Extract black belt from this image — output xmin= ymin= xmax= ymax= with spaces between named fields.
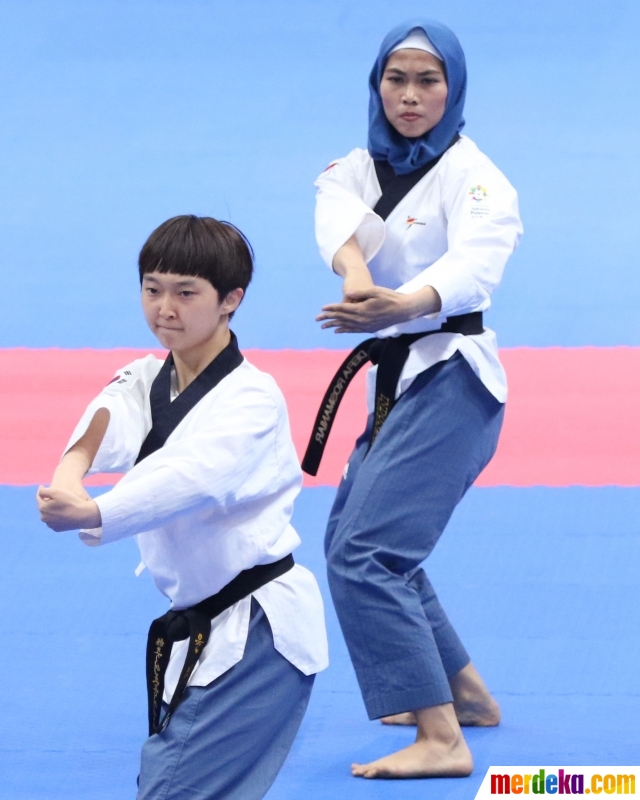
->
xmin=146 ymin=554 xmax=295 ymax=736
xmin=301 ymin=312 xmax=483 ymax=476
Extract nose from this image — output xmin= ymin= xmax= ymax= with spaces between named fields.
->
xmin=402 ymin=83 xmax=418 ymax=104
xmin=158 ymin=294 xmax=177 ymax=319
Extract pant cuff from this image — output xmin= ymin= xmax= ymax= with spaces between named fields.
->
xmin=443 ymin=650 xmax=471 ymax=679
xmin=363 ymin=680 xmax=454 ymax=720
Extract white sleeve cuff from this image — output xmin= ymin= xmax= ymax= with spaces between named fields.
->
xmin=316 ymin=190 xmax=385 ymax=268
xmin=92 ymin=488 xmax=133 ymax=545
xmin=419 ymin=262 xmax=478 ymax=318
xmin=79 ymin=527 xmax=103 ymax=547
xmin=394 ymin=255 xmax=486 ymax=319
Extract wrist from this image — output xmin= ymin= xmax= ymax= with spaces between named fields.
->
xmin=51 ymin=475 xmax=84 ymax=492
xmin=82 ymin=500 xmax=102 ymax=529
xmin=338 ymin=261 xmax=373 ymax=284
xmin=332 ymin=236 xmax=372 ymax=282
xmin=343 ymin=271 xmax=375 ymax=295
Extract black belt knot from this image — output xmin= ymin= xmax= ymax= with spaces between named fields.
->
xmin=367 ymin=338 xmax=385 ymax=365
xmin=301 ymin=312 xmax=483 ymax=476
xmin=145 ymin=554 xmax=295 ymax=736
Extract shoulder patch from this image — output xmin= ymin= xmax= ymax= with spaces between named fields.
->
xmin=468 ymin=185 xmax=491 ymax=217
xmin=106 ymin=373 xmax=129 ymax=387
xmin=469 ymin=185 xmax=488 ymax=201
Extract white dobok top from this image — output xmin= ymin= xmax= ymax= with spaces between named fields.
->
xmin=315 ymin=135 xmax=523 ymax=407
xmin=67 ymin=355 xmax=329 ymax=701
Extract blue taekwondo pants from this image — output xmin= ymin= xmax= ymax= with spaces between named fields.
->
xmin=325 ymin=353 xmax=504 ymax=720
xmin=137 ymin=599 xmax=315 ymax=800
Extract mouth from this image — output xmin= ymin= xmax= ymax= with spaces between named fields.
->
xmin=400 ymin=113 xmax=421 ymax=122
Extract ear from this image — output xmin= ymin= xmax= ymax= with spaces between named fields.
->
xmin=221 ymin=288 xmax=244 ymax=315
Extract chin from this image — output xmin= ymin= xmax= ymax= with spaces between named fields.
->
xmin=400 ymin=125 xmax=430 ymax=138
xmin=155 ymin=331 xmax=179 ymax=348
xmin=393 ymin=118 xmax=433 ymax=138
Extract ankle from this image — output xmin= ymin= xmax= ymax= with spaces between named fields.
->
xmin=449 ymin=663 xmax=490 ymax=699
xmin=413 ymin=703 xmax=464 ymax=746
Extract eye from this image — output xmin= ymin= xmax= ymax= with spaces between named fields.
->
xmin=179 ymin=290 xmax=195 ymax=297
xmin=421 ymin=73 xmax=445 ymax=85
xmin=145 ymin=287 xmax=158 ymax=295
xmin=386 ymin=75 xmax=404 ymax=84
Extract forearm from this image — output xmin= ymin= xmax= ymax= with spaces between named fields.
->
xmin=401 ymin=284 xmax=442 ymax=319
xmin=51 ymin=451 xmax=93 ymax=492
xmin=94 ymin=414 xmax=283 ymax=544
xmin=332 ymin=235 xmax=375 ymax=294
xmin=56 ymin=408 xmax=110 ymax=480
xmin=37 ymin=408 xmax=111 ymax=531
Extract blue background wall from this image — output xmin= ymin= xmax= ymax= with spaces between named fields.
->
xmin=1 ymin=0 xmax=638 ymax=350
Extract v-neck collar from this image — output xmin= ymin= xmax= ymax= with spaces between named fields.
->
xmin=135 ymin=332 xmax=244 ymax=464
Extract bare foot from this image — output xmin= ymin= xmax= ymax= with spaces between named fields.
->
xmin=354 ymin=703 xmax=473 ymax=779
xmin=449 ymin=663 xmax=501 ymax=727
xmin=380 ymin=664 xmax=500 ymax=729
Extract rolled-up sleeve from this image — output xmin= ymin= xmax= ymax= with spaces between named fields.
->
xmin=63 ymin=357 xmax=156 ymax=474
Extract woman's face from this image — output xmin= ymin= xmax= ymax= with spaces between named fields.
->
xmin=380 ymin=49 xmax=448 ymax=138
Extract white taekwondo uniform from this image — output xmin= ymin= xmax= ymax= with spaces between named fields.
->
xmin=318 ymin=135 xmax=524 ymax=721
xmin=315 ymin=135 xmax=523 ymax=408
xmin=66 ymin=355 xmax=328 ymax=701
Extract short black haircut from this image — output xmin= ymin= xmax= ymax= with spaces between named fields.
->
xmin=138 ymin=215 xmax=254 ymax=299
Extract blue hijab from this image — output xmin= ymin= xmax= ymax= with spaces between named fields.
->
xmin=368 ymin=20 xmax=467 ymax=175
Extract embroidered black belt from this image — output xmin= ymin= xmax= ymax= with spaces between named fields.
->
xmin=146 ymin=554 xmax=294 ymax=736
xmin=301 ymin=312 xmax=484 ymax=476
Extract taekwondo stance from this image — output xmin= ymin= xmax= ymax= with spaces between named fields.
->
xmin=37 ymin=215 xmax=328 ymax=800
xmin=303 ymin=20 xmax=522 ymax=779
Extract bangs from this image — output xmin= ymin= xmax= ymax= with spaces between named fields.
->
xmin=138 ymin=215 xmax=254 ymax=297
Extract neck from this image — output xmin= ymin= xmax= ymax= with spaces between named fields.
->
xmin=172 ymin=325 xmax=232 ymax=392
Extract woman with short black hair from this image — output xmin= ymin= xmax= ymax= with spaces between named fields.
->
xmin=38 ymin=215 xmax=328 ymax=800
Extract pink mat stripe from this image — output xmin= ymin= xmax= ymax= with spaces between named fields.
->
xmin=1 ymin=347 xmax=639 ymax=488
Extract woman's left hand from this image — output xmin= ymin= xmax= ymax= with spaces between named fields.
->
xmin=37 ymin=486 xmax=102 ymax=532
xmin=317 ymin=287 xmax=416 ymax=333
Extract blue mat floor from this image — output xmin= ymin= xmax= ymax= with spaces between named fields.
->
xmin=2 ymin=485 xmax=638 ymax=799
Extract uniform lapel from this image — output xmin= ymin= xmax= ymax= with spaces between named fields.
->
xmin=135 ymin=332 xmax=244 ymax=464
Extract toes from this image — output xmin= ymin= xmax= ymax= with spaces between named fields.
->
xmin=351 ymin=762 xmax=381 ymax=779
xmin=362 ymin=766 xmax=382 ymax=779
xmin=364 ymin=769 xmax=379 ymax=779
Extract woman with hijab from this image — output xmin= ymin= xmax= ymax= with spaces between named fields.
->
xmin=311 ymin=20 xmax=522 ymax=778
